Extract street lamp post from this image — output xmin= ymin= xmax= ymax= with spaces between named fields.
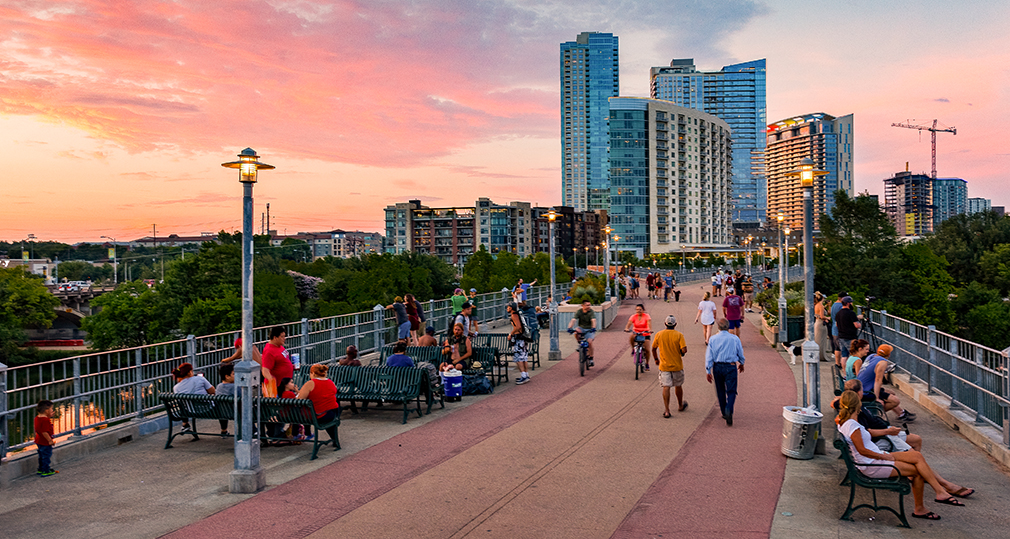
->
xmin=548 ymin=210 xmax=561 ymax=361
xmin=573 ymin=247 xmax=578 ymax=274
xmin=777 ymin=213 xmax=787 ymax=345
xmin=796 ymin=157 xmax=827 ymax=417
xmin=783 ymin=227 xmax=791 ymax=281
xmin=221 ymin=148 xmax=274 ymax=494
xmin=101 ymin=236 xmax=117 ymax=285
xmin=746 ymin=234 xmax=753 ymax=275
xmin=603 ymin=225 xmax=613 ymax=298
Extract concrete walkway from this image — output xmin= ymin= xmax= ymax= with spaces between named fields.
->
xmin=3 ymin=282 xmax=1010 ymax=539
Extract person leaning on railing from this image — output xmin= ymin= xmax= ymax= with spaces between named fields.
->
xmin=222 ymin=336 xmax=262 ymax=364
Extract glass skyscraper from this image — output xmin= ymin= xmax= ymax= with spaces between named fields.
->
xmin=932 ymin=178 xmax=967 ymax=228
xmin=561 ymin=32 xmax=619 ymax=212
xmin=651 ymin=58 xmax=767 ymax=225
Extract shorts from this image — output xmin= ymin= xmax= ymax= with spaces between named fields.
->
xmin=728 ymin=319 xmax=742 ymax=330
xmin=513 ymin=339 xmax=529 ymax=363
xmin=858 ymin=460 xmax=895 ymax=479
xmin=743 ymin=293 xmax=753 ymax=303
xmin=397 ymin=321 xmax=411 ymax=339
xmin=576 ymin=329 xmax=596 ymax=341
xmin=648 ymin=285 xmax=655 ymax=291
xmin=659 ymin=370 xmax=684 ymax=387
xmin=837 ymin=338 xmax=854 ymax=357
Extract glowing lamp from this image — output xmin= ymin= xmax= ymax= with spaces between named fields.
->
xmin=222 ymin=148 xmax=275 ymax=183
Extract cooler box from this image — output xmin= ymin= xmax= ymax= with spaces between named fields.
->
xmin=442 ymin=371 xmax=463 ymax=400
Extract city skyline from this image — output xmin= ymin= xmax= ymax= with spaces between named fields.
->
xmin=2 ymin=0 xmax=1007 ymax=242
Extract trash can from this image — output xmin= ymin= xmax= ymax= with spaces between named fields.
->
xmin=442 ymin=370 xmax=463 ymax=402
xmin=781 ymin=406 xmax=823 ymax=459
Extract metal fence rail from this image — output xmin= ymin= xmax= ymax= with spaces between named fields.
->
xmin=1 ymin=282 xmax=573 ymax=458
xmin=869 ymin=309 xmax=1010 ymax=447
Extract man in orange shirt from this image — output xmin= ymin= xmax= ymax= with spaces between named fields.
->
xmin=652 ymin=315 xmax=688 ymax=418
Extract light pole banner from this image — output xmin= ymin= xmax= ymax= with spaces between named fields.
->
xmin=22 ymin=251 xmax=29 ymax=261
xmin=108 ymin=247 xmax=116 ymax=260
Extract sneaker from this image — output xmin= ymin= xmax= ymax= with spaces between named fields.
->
xmin=180 ymin=425 xmax=193 ymax=434
xmin=897 ymin=411 xmax=917 ymax=422
xmin=588 ymin=358 xmax=595 ymax=367
xmin=40 ymin=470 xmax=59 ymax=477
xmin=516 ymin=376 xmax=530 ymax=385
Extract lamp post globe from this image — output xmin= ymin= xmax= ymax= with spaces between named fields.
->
xmin=221 ymin=148 xmax=274 ymax=494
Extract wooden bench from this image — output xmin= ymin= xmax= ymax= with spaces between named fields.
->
xmin=834 ymin=438 xmax=912 ymax=528
xmin=327 ymin=366 xmax=430 ymax=424
xmin=380 ymin=345 xmax=501 ymax=387
xmin=159 ymin=393 xmax=341 ymax=460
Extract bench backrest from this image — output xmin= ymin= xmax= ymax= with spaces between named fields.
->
xmin=259 ymin=397 xmax=319 ymax=425
xmin=327 ymin=365 xmax=424 ymax=399
xmin=159 ymin=393 xmax=236 ymax=421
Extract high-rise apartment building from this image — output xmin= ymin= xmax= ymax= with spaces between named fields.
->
xmin=384 ymin=200 xmax=476 ymax=263
xmin=651 ymin=58 xmax=767 ymax=225
xmin=968 ymin=197 xmax=992 ymax=214
xmin=932 ymin=178 xmax=967 ymax=228
xmin=765 ymin=112 xmax=854 ymax=231
xmin=609 ymin=97 xmax=733 ymax=256
xmin=884 ymin=171 xmax=933 ymax=236
xmin=561 ymin=32 xmax=619 ymax=212
xmin=476 ymin=198 xmax=533 ymax=256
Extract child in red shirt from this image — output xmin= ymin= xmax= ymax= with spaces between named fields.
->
xmin=35 ymin=400 xmax=57 ymax=476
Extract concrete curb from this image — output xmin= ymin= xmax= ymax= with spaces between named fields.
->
xmin=888 ymin=371 xmax=1010 ymax=470
xmin=0 ymin=413 xmax=168 ymax=488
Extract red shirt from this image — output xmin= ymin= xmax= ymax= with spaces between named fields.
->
xmin=723 ymin=294 xmax=744 ymax=321
xmin=262 ymin=342 xmax=294 ymax=381
xmin=307 ymin=378 xmax=339 ymax=417
xmin=34 ymin=415 xmax=54 ymax=446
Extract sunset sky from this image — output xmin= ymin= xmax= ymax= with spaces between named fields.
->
xmin=2 ymin=0 xmax=1008 ymax=243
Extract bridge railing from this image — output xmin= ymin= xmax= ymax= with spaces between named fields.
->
xmin=868 ymin=309 xmax=1010 ymax=447
xmin=0 ymin=282 xmax=572 ymax=458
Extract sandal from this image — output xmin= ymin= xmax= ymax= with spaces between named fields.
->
xmin=912 ymin=511 xmax=941 ymax=520
xmin=951 ymin=487 xmax=975 ymax=498
xmin=663 ymin=412 xmax=672 ymax=419
xmin=934 ymin=496 xmax=964 ymax=506
xmin=679 ymin=402 xmax=689 ymax=412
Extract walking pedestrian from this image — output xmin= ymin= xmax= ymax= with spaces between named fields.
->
xmin=646 ymin=273 xmax=656 ymax=300
xmin=695 ymin=292 xmax=718 ymax=344
xmin=706 ymin=319 xmax=746 ymax=426
xmin=34 ymin=400 xmax=57 ymax=476
xmin=652 ymin=315 xmax=688 ymax=418
xmin=722 ymin=288 xmax=744 ymax=336
xmin=711 ymin=272 xmax=719 ymax=298
xmin=742 ymin=274 xmax=755 ymax=312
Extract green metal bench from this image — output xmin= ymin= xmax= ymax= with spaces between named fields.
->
xmin=259 ymin=397 xmax=341 ymax=460
xmin=159 ymin=393 xmax=341 ymax=460
xmin=834 ymin=438 xmax=912 ymax=528
xmin=476 ymin=332 xmax=540 ymax=378
xmin=327 ymin=366 xmax=430 ymax=424
xmin=380 ymin=345 xmax=501 ymax=387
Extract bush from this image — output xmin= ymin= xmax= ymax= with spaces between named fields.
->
xmin=568 ymin=274 xmax=608 ymax=304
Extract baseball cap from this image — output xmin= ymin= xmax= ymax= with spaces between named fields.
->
xmin=877 ymin=344 xmax=893 ymax=357
xmin=461 ymin=301 xmax=472 ymax=309
xmin=841 ymin=296 xmax=853 ymax=305
xmin=665 ymin=315 xmax=677 ymax=327
xmin=470 ymin=288 xmax=476 ymax=292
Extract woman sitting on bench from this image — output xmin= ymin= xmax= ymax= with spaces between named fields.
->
xmin=836 ymin=390 xmax=964 ymax=521
xmin=172 ymin=362 xmax=215 ymax=433
xmin=295 ymin=364 xmax=340 ymax=444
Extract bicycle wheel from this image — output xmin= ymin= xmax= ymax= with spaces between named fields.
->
xmin=634 ymin=347 xmax=640 ymax=380
xmin=579 ymin=346 xmax=586 ymax=377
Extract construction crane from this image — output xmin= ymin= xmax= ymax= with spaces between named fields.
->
xmin=891 ymin=119 xmax=957 ymax=179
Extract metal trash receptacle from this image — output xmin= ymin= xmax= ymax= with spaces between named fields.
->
xmin=781 ymin=406 xmax=823 ymax=459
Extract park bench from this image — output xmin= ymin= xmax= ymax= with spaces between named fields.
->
xmin=476 ymin=331 xmax=540 ymax=376
xmin=327 ymin=366 xmax=431 ymax=424
xmin=832 ymin=364 xmax=846 ymax=396
xmin=159 ymin=393 xmax=341 ymax=460
xmin=834 ymin=438 xmax=912 ymax=528
xmin=380 ymin=344 xmax=501 ymax=387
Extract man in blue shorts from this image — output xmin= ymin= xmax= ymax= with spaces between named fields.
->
xmin=722 ymin=288 xmax=744 ymax=336
xmin=567 ymin=300 xmax=597 ymax=366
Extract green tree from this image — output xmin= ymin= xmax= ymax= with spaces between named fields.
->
xmin=82 ymin=282 xmax=164 ymax=349
xmin=978 ymin=244 xmax=1010 ymax=295
xmin=0 ymin=268 xmax=59 ymax=360
xmin=815 ymin=190 xmax=899 ymax=298
xmin=882 ymin=243 xmax=956 ymax=331
xmin=489 ymin=252 xmax=520 ymax=291
xmin=963 ymin=302 xmax=1010 ymax=350
xmin=461 ymin=245 xmax=494 ymax=293
xmin=928 ymin=210 xmax=1010 ymax=287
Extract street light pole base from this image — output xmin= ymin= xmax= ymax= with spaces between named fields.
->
xmin=548 ymin=351 xmax=562 ymax=361
xmin=229 ymin=467 xmax=266 ymax=494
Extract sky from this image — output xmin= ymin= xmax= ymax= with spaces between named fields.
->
xmin=2 ymin=0 xmax=1008 ymax=243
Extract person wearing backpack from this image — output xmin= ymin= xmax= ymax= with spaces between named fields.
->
xmin=507 ymin=302 xmax=532 ymax=385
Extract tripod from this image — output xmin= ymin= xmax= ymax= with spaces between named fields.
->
xmin=857 ymin=299 xmax=880 ymax=351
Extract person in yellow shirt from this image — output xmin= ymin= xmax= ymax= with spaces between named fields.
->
xmin=652 ymin=315 xmax=688 ymax=418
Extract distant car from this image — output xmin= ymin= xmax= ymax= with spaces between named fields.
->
xmin=144 ymin=279 xmax=156 ymax=288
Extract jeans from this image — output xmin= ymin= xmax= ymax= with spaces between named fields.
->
xmin=37 ymin=444 xmax=53 ymax=472
xmin=397 ymin=321 xmax=411 ymax=339
xmin=712 ymin=362 xmax=739 ymax=417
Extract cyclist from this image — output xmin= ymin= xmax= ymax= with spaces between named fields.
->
xmin=567 ymin=300 xmax=597 ymax=366
xmin=623 ymin=304 xmax=653 ymax=368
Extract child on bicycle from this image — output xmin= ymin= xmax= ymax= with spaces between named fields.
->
xmin=567 ymin=300 xmax=597 ymax=367
xmin=624 ymin=304 xmax=653 ymax=369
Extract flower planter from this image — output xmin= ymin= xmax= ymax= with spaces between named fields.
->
xmin=762 ymin=318 xmax=779 ymax=345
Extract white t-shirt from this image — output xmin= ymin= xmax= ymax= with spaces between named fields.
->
xmin=174 ymin=375 xmax=213 ymax=395
xmin=698 ymin=301 xmax=717 ymax=325
xmin=838 ymin=418 xmax=890 ymax=468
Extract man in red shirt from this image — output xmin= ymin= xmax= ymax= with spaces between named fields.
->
xmin=722 ymin=290 xmax=745 ymax=336
xmin=35 ymin=400 xmax=57 ymax=476
xmin=261 ymin=326 xmax=294 ymax=388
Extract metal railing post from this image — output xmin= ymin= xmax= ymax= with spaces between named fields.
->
xmin=73 ymin=357 xmax=83 ymax=437
xmin=187 ymin=334 xmax=196 ymax=366
xmin=373 ymin=305 xmax=384 ymax=352
xmin=135 ymin=348 xmax=145 ymax=419
xmin=0 ymin=361 xmax=8 ymax=459
xmin=301 ymin=318 xmax=309 ymax=361
xmin=330 ymin=318 xmax=337 ymax=362
xmin=353 ymin=313 xmax=360 ymax=351
xmin=974 ymin=346 xmax=985 ymax=424
xmin=927 ymin=325 xmax=936 ymax=395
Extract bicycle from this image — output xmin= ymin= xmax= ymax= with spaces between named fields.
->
xmin=567 ymin=328 xmax=592 ymax=376
xmin=627 ymin=331 xmax=650 ymax=380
